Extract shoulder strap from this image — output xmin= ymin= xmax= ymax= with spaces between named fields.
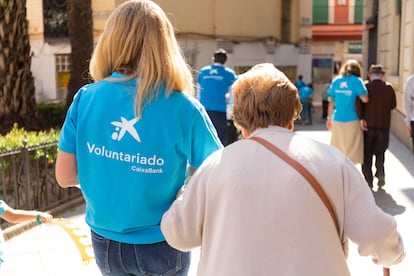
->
xmin=250 ymin=136 xmax=340 ymax=236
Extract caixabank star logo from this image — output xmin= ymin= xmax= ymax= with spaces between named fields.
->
xmin=110 ymin=117 xmax=141 ymax=142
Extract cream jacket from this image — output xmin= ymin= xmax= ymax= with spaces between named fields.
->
xmin=161 ymin=126 xmax=404 ymax=276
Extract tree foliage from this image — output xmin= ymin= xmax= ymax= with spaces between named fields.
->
xmin=0 ymin=0 xmax=38 ymax=134
xmin=65 ymin=0 xmax=94 ymax=110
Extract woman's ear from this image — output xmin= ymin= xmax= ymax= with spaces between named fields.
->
xmin=241 ymin=128 xmax=250 ymax=138
xmin=288 ymin=120 xmax=295 ymax=131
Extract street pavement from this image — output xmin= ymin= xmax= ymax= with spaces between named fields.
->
xmin=2 ymin=108 xmax=414 ymax=275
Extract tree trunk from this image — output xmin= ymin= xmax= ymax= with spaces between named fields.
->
xmin=0 ymin=0 xmax=38 ymax=134
xmin=65 ymin=0 xmax=94 ymax=110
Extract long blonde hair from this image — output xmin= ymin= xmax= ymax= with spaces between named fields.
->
xmin=89 ymin=0 xmax=194 ymax=117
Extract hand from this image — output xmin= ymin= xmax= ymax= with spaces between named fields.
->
xmin=325 ymin=118 xmax=332 ymax=129
xmin=360 ymin=119 xmax=368 ymax=131
xmin=38 ymin=212 xmax=53 ymax=224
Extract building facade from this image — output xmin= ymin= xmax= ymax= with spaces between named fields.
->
xmin=363 ymin=0 xmax=414 ymax=149
xmin=311 ymin=0 xmax=364 ymax=104
xmin=27 ymin=0 xmax=312 ymax=103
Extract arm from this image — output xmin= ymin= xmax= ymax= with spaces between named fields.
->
xmin=55 ymin=150 xmax=79 ymax=188
xmin=404 ymin=90 xmax=412 ymax=135
xmin=355 ymin=98 xmax=368 ymax=131
xmin=407 ymin=124 xmax=412 ymax=137
xmin=359 ymin=94 xmax=369 ymax=103
xmin=359 ymin=119 xmax=368 ymax=131
xmin=325 ymin=101 xmax=334 ymax=129
xmin=404 ymin=78 xmax=414 ymax=136
xmin=355 ymin=97 xmax=363 ymax=119
xmin=342 ymin=163 xmax=405 ymax=266
xmin=358 ymin=78 xmax=369 ymax=104
xmin=161 ymin=168 xmax=206 ymax=251
xmin=390 ymin=85 xmax=397 ymax=110
xmin=2 ymin=208 xmax=52 ymax=224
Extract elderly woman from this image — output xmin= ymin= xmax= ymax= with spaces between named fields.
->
xmin=161 ymin=63 xmax=404 ymax=276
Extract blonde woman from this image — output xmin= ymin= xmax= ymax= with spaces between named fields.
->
xmin=326 ymin=59 xmax=368 ymax=164
xmin=55 ymin=1 xmax=222 ymax=275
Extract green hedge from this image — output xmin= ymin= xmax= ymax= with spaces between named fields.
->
xmin=0 ymin=124 xmax=60 ymax=152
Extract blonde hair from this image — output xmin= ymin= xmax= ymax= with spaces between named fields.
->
xmin=89 ymin=0 xmax=194 ymax=117
xmin=338 ymin=59 xmax=362 ymax=78
xmin=232 ymin=63 xmax=302 ymax=133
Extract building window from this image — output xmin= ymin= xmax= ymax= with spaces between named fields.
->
xmin=354 ymin=0 xmax=363 ymax=23
xmin=281 ymin=0 xmax=292 ymax=43
xmin=397 ymin=0 xmax=402 ymax=13
xmin=338 ymin=0 xmax=346 ymax=5
xmin=313 ymin=0 xmax=329 ymax=24
xmin=56 ymin=54 xmax=71 ymax=101
xmin=43 ymin=0 xmax=68 ymax=41
xmin=348 ymin=42 xmax=362 ymax=54
xmin=56 ymin=54 xmax=71 ymax=72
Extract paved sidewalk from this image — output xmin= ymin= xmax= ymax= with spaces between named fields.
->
xmin=2 ymin=110 xmax=413 ymax=275
xmin=1 ymin=199 xmax=100 ymax=275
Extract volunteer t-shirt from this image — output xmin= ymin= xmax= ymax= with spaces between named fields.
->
xmin=59 ymin=72 xmax=222 ymax=244
xmin=197 ymin=64 xmax=237 ymax=112
xmin=328 ymin=74 xmax=368 ymax=122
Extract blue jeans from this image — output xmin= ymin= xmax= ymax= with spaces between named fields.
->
xmin=300 ymin=98 xmax=311 ymax=123
xmin=207 ymin=110 xmax=228 ymax=146
xmin=91 ymin=231 xmax=190 ymax=276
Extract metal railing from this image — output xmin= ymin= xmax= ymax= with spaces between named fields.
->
xmin=0 ymin=141 xmax=82 ymax=228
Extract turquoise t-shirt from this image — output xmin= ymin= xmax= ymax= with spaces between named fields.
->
xmin=327 ymin=75 xmax=368 ymax=122
xmin=0 ymin=200 xmax=7 ymax=263
xmin=299 ymin=85 xmax=313 ymax=101
xmin=58 ymin=72 xmax=222 ymax=244
xmin=197 ymin=64 xmax=237 ymax=112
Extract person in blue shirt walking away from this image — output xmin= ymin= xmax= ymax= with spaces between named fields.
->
xmin=55 ymin=1 xmax=222 ymax=275
xmin=197 ymin=49 xmax=237 ymax=145
xmin=326 ymin=59 xmax=368 ymax=164
xmin=294 ymin=74 xmax=306 ymax=90
xmin=298 ymin=83 xmax=313 ymax=125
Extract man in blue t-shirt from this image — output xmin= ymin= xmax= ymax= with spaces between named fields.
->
xmin=294 ymin=75 xmax=306 ymax=89
xmin=197 ymin=49 xmax=237 ymax=145
xmin=298 ymin=83 xmax=313 ymax=125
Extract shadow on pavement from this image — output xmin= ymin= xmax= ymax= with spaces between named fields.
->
xmin=372 ymin=188 xmax=406 ymax=216
xmin=387 ymin=135 xmax=414 ymax=179
xmin=401 ymin=188 xmax=414 ymax=206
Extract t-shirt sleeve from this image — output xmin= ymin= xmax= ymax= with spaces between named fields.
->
xmin=58 ymin=91 xmax=81 ymax=154
xmin=224 ymin=69 xmax=237 ymax=86
xmin=356 ymin=78 xmax=368 ymax=96
xmin=0 ymin=200 xmax=9 ymax=216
